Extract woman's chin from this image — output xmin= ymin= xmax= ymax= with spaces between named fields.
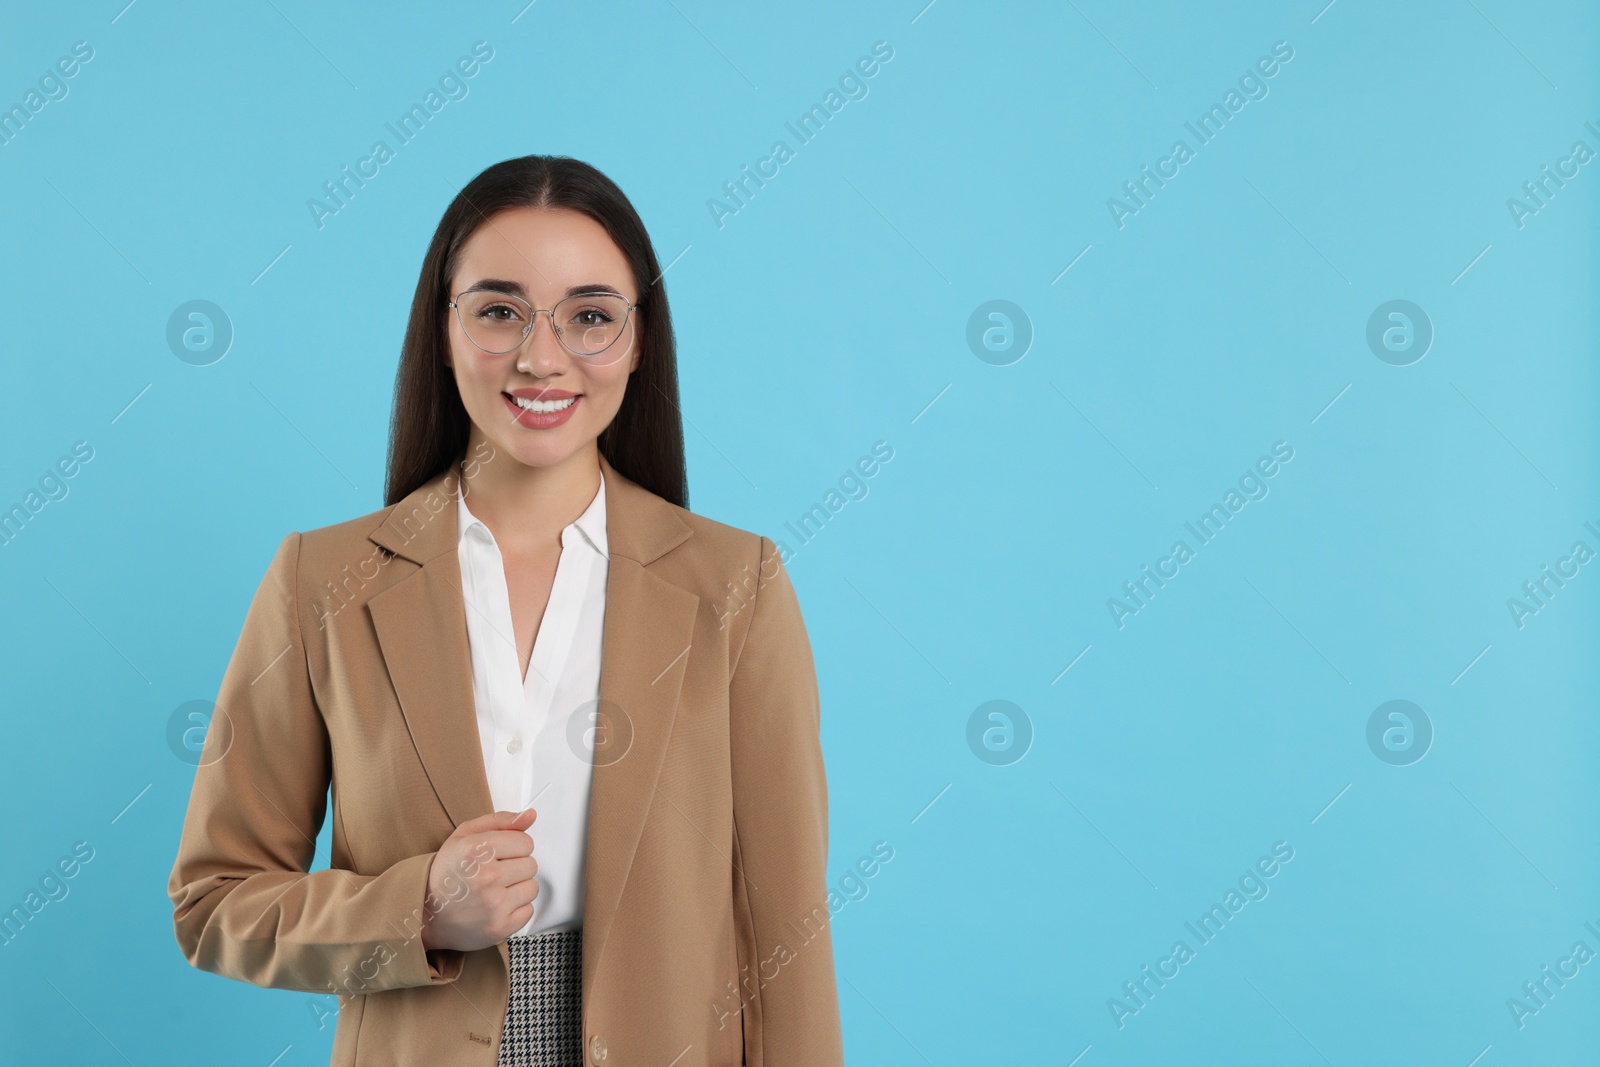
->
xmin=495 ymin=435 xmax=595 ymax=473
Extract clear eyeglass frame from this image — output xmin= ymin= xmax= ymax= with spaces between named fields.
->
xmin=447 ymin=287 xmax=639 ymax=363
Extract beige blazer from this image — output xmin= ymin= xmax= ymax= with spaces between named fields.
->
xmin=167 ymin=452 xmax=843 ymax=1067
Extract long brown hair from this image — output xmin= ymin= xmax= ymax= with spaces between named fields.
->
xmin=383 ymin=155 xmax=688 ymax=509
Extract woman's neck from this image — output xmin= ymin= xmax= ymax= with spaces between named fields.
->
xmin=460 ymin=442 xmax=601 ymax=557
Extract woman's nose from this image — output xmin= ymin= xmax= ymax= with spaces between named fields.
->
xmin=518 ymin=310 xmax=570 ymax=369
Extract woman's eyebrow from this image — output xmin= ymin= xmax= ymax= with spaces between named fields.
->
xmin=467 ymin=278 xmax=627 ymax=299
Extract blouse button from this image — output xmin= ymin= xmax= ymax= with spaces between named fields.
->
xmin=506 ymin=737 xmax=523 ymax=754
xmin=589 ymin=1034 xmax=607 ymax=1062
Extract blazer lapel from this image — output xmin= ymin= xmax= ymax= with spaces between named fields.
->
xmin=365 ymin=452 xmax=698 ymax=1004
xmin=366 ymin=464 xmax=495 ymax=829
xmin=582 ymin=453 xmax=698 ymax=1003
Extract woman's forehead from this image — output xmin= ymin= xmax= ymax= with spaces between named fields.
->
xmin=457 ymin=206 xmax=631 ymax=287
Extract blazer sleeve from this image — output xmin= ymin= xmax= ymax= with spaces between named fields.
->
xmin=166 ymin=531 xmax=467 ymax=994
xmin=727 ymin=536 xmax=845 ymax=1066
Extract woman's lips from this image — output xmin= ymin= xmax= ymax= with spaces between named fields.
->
xmin=502 ymin=391 xmax=580 ymax=429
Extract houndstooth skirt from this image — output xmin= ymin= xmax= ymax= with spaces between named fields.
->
xmin=497 ymin=927 xmax=584 ymax=1067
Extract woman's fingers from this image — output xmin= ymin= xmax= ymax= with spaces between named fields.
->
xmin=475 ymin=827 xmax=535 ymax=859
xmin=503 ymin=901 xmax=535 ymax=933
xmin=495 ymin=855 xmax=538 ymax=886
xmin=454 ymin=807 xmax=535 ymax=838
xmin=505 ymin=875 xmax=539 ymax=907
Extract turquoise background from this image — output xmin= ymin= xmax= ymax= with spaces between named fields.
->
xmin=1 ymin=0 xmax=1596 ymax=1063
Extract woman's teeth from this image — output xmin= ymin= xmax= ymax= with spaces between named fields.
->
xmin=509 ymin=394 xmax=577 ymax=413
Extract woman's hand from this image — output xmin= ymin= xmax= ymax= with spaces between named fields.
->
xmin=419 ymin=808 xmax=538 ymax=952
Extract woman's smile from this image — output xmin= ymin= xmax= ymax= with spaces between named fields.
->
xmin=502 ymin=388 xmax=581 ymax=428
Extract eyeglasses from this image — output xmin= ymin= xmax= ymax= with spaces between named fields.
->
xmin=448 ymin=288 xmax=638 ymax=364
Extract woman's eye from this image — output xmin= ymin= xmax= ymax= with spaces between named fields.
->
xmin=479 ymin=304 xmax=522 ymax=322
xmin=570 ymin=308 xmax=614 ymax=326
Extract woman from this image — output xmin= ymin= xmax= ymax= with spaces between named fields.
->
xmin=167 ymin=155 xmax=844 ymax=1067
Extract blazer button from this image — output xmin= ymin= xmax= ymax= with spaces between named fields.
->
xmin=589 ymin=1034 xmax=607 ymax=1062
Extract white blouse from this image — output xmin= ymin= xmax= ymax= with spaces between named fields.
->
xmin=455 ymin=466 xmax=607 ymax=937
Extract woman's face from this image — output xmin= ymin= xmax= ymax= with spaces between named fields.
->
xmin=445 ymin=205 xmax=642 ymax=474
